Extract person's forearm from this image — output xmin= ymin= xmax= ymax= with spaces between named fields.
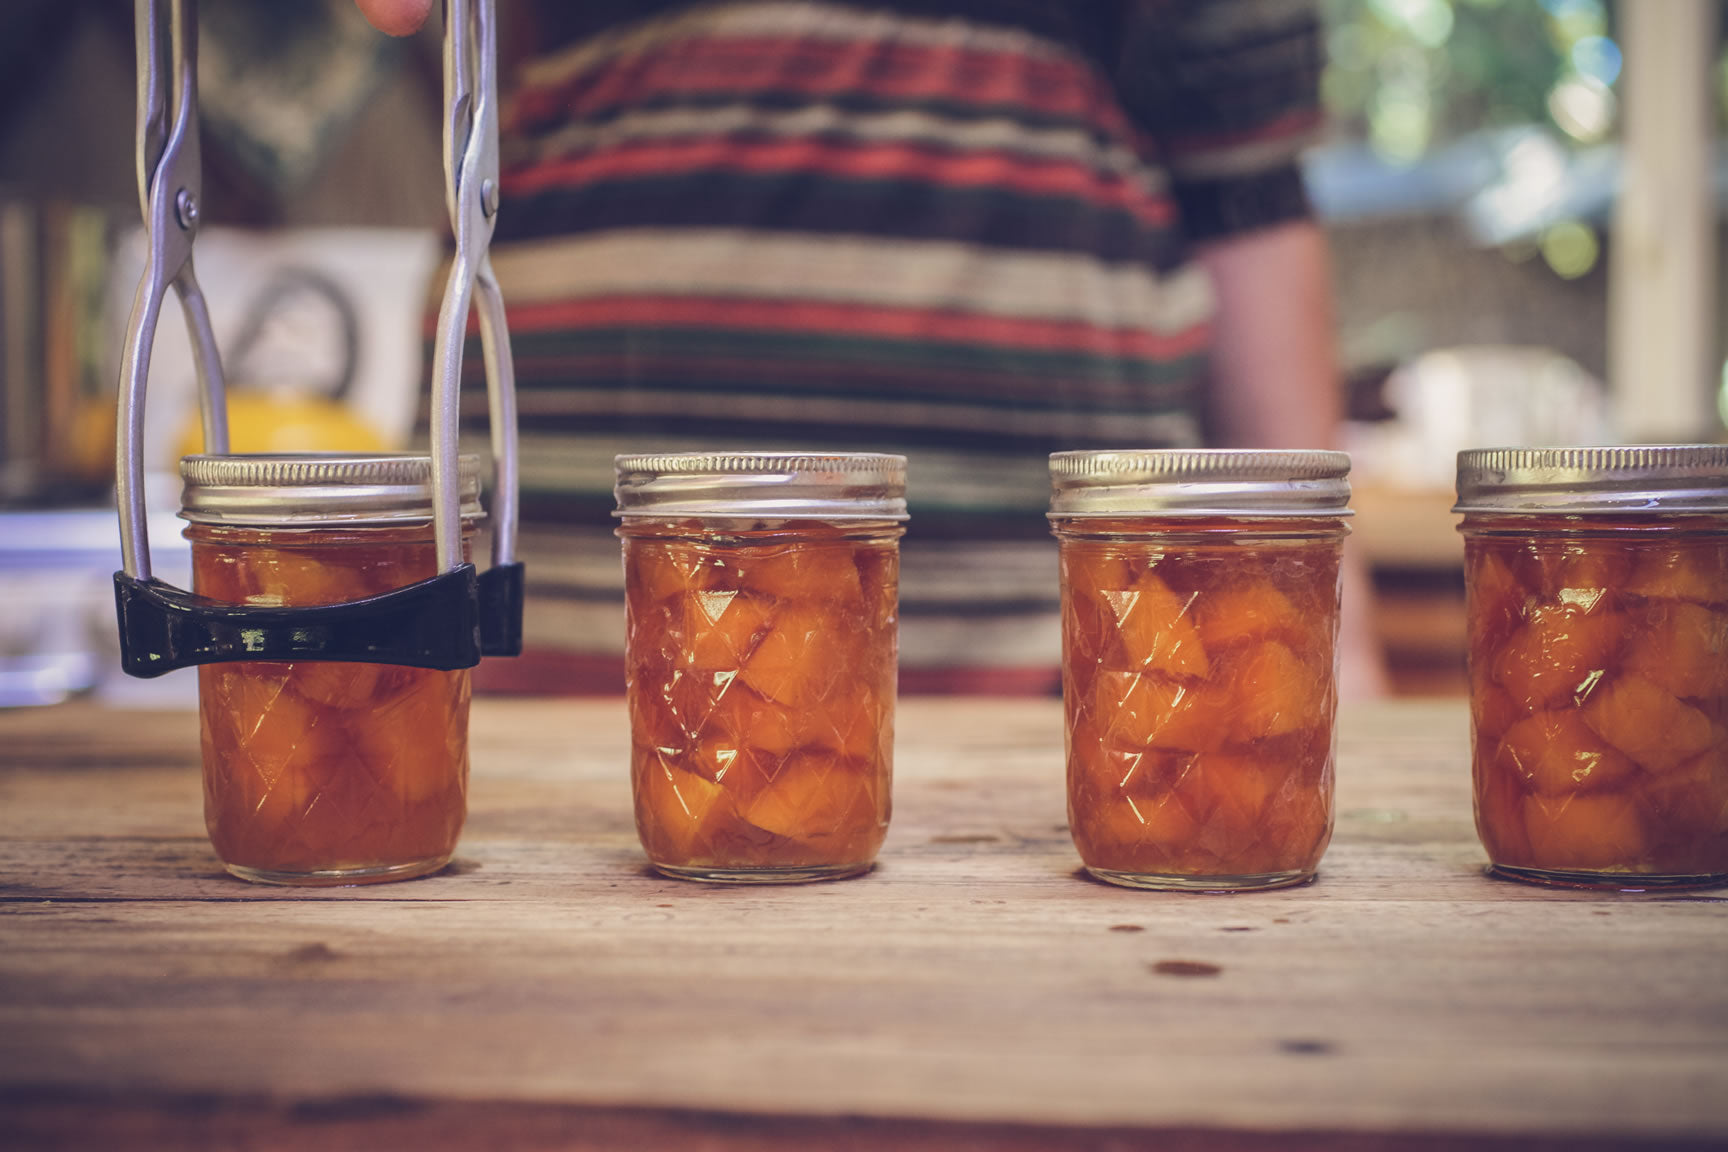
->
xmin=1195 ymin=219 xmax=1341 ymax=450
xmin=1197 ymin=219 xmax=1389 ymax=697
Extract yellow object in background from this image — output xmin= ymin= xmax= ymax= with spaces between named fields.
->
xmin=174 ymin=392 xmax=387 ymax=459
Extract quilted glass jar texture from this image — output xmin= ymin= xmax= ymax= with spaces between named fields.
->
xmin=1050 ymin=450 xmax=1351 ymax=891
xmin=615 ymin=453 xmax=906 ymax=883
xmin=1455 ymin=445 xmax=1728 ymax=890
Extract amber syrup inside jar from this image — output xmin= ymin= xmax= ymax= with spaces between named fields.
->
xmin=1456 ymin=446 xmax=1728 ymax=890
xmin=615 ymin=453 xmax=906 ymax=883
xmin=181 ymin=453 xmax=481 ymax=886
xmin=1050 ymin=450 xmax=1351 ymax=891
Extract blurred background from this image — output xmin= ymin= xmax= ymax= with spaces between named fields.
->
xmin=0 ymin=0 xmax=1724 ymax=705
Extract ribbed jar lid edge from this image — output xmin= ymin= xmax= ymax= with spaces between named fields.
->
xmin=179 ymin=452 xmax=483 ymax=525
xmin=613 ymin=451 xmax=908 ymax=520
xmin=1048 ymin=449 xmax=1352 ymax=517
xmin=615 ymin=451 xmax=906 ymax=476
xmin=1051 ymin=448 xmax=1350 ymax=481
xmin=1453 ymin=444 xmax=1728 ymax=513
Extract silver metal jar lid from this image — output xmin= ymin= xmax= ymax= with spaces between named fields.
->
xmin=1048 ymin=449 xmax=1352 ymax=517
xmin=1453 ymin=445 xmax=1728 ymax=514
xmin=179 ymin=453 xmax=484 ymax=526
xmin=613 ymin=452 xmax=908 ymax=520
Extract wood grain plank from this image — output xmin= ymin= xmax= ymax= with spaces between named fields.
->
xmin=1 ymin=699 xmax=1724 ymax=1148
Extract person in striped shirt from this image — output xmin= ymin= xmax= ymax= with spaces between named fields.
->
xmin=359 ymin=0 xmax=1384 ymax=697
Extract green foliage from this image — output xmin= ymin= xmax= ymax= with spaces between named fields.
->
xmin=1321 ymin=0 xmax=1582 ymax=159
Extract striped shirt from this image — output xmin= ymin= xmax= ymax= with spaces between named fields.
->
xmin=465 ymin=0 xmax=1324 ymax=694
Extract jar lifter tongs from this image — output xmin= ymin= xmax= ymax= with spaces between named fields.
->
xmin=112 ymin=0 xmax=523 ymax=677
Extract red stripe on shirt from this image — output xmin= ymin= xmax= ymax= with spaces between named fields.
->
xmin=503 ymin=137 xmax=1173 ymax=227
xmin=493 ymin=294 xmax=1209 ymax=362
xmin=513 ymin=37 xmax=1127 ymax=136
xmin=494 ymin=355 xmax=1204 ymax=411
xmin=1160 ymin=109 xmax=1323 ymax=162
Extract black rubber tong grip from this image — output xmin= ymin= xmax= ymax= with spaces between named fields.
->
xmin=113 ymin=562 xmax=525 ymax=677
xmin=476 ymin=561 xmax=525 ymax=658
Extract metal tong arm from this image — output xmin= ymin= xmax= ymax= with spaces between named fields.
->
xmin=117 ymin=0 xmax=228 ymax=581
xmin=430 ymin=0 xmax=519 ymax=577
xmin=111 ymin=0 xmax=523 ymax=673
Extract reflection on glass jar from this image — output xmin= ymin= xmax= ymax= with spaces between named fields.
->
xmin=181 ymin=453 xmax=480 ymax=885
xmin=1456 ymin=445 xmax=1728 ymax=891
xmin=1050 ymin=450 xmax=1351 ymax=892
xmin=614 ymin=453 xmax=906 ymax=883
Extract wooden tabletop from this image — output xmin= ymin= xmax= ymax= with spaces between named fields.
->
xmin=1 ymin=697 xmax=1724 ymax=1151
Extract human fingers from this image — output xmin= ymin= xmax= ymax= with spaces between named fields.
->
xmin=354 ymin=0 xmax=433 ymax=36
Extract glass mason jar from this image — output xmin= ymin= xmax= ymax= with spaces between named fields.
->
xmin=180 ymin=453 xmax=480 ymax=885
xmin=1050 ymin=450 xmax=1352 ymax=891
xmin=1454 ymin=445 xmax=1728 ymax=890
xmin=614 ymin=452 xmax=906 ymax=883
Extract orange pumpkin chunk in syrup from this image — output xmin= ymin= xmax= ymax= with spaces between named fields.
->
xmin=1466 ymin=531 xmax=1728 ymax=881
xmin=625 ymin=524 xmax=895 ymax=876
xmin=191 ymin=527 xmax=469 ymax=881
xmin=1062 ymin=523 xmax=1338 ymax=883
